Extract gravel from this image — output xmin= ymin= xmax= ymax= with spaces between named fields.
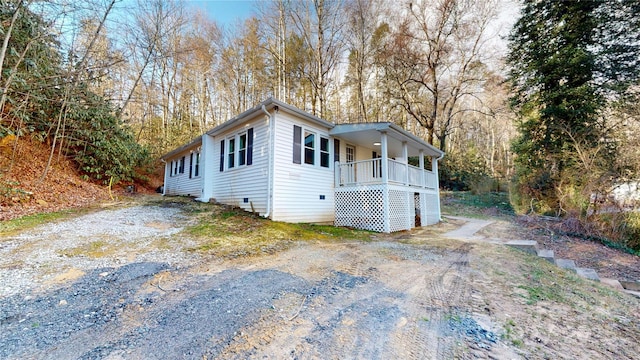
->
xmin=0 ymin=205 xmax=192 ymax=298
xmin=0 ymin=203 xmax=516 ymax=359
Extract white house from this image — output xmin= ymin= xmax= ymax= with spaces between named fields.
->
xmin=161 ymin=98 xmax=444 ymax=233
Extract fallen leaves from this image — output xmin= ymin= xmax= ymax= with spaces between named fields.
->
xmin=0 ymin=137 xmax=109 ymax=221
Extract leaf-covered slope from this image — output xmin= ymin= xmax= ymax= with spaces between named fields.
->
xmin=0 ymin=136 xmax=108 ymax=221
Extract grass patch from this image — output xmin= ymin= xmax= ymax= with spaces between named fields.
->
xmin=441 ymin=191 xmax=514 ymax=218
xmin=516 ymin=264 xmax=568 ymax=305
xmin=501 ymin=319 xmax=523 ymax=347
xmin=0 ymin=210 xmax=85 ymax=237
xmin=183 ymin=202 xmax=373 ymax=258
xmin=59 ymin=240 xmax=117 ymax=258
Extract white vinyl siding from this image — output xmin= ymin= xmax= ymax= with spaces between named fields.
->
xmin=212 ymin=117 xmax=268 ymax=215
xmin=272 ymin=113 xmax=335 ymax=223
xmin=164 ymin=149 xmax=202 ymax=198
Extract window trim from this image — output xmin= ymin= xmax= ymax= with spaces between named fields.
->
xmin=293 ymin=125 xmax=332 ymax=169
xmin=238 ymin=132 xmax=247 ymax=166
xmin=346 ymin=145 xmax=355 ymax=163
xmin=227 ymin=136 xmax=236 ymax=169
xmin=304 ymin=130 xmax=315 ymax=165
xmin=194 ymin=152 xmax=200 ymax=177
xmin=320 ymin=136 xmax=330 ymax=168
xmin=220 ymin=128 xmax=254 ymax=172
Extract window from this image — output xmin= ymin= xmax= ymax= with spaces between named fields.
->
xmin=346 ymin=145 xmax=355 ymax=163
xmin=220 ymin=128 xmax=254 ymax=172
xmin=320 ymin=137 xmax=329 ymax=168
xmin=293 ymin=125 xmax=331 ymax=168
xmin=189 ymin=152 xmax=200 ymax=178
xmin=178 ymin=156 xmax=185 ymax=174
xmin=304 ymin=131 xmax=315 ymax=165
xmin=194 ymin=152 xmax=200 ymax=177
xmin=239 ymin=133 xmax=247 ymax=166
xmin=228 ymin=138 xmax=235 ymax=168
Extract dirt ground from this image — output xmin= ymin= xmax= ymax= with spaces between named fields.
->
xmin=1 ymin=203 xmax=639 ymax=359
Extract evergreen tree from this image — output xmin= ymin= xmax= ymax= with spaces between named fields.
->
xmin=507 ymin=0 xmax=639 ymax=214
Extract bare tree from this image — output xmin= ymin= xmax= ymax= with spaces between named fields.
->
xmin=287 ymin=0 xmax=346 ymax=118
xmin=343 ymin=0 xmax=385 ymax=123
xmin=378 ymin=0 xmax=498 ymax=149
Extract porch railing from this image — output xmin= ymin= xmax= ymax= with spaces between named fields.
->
xmin=336 ymin=158 xmax=437 ymax=189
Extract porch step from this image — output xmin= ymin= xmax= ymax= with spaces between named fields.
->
xmin=536 ymin=249 xmax=555 ymax=263
xmin=619 ymin=280 xmax=640 ymax=292
xmin=576 ymin=268 xmax=600 ymax=282
xmin=554 ymin=258 xmax=577 ymax=272
xmin=505 ymin=240 xmax=539 ymax=256
xmin=600 ymin=278 xmax=625 ymax=290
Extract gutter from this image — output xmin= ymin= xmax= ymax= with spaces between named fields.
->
xmin=261 ymin=105 xmax=273 ymax=218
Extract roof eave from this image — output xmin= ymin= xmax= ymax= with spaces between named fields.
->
xmin=330 ymin=122 xmax=444 ymax=158
xmin=206 ymin=98 xmax=334 ymax=137
xmin=160 ymin=136 xmax=202 ymax=160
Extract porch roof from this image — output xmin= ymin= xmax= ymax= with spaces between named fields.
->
xmin=330 ymin=123 xmax=444 ymax=158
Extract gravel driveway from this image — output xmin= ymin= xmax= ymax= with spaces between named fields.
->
xmin=1 ymin=204 xmax=638 ymax=359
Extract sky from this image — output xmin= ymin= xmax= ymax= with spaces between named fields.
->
xmin=185 ymin=0 xmax=259 ymax=28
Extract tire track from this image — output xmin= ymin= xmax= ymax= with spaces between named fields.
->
xmin=427 ymin=243 xmax=474 ymax=359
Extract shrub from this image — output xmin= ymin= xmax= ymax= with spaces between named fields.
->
xmin=439 ymin=148 xmax=497 ymax=193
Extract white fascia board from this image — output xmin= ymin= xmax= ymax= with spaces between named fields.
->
xmin=206 ymin=97 xmax=334 ymax=137
xmin=160 ymin=136 xmax=203 ymax=160
xmin=330 ymin=122 xmax=444 ymax=158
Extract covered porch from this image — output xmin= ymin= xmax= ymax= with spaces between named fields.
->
xmin=330 ymin=123 xmax=444 ymax=233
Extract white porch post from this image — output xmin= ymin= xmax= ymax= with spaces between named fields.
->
xmin=200 ymin=134 xmax=215 ymax=202
xmin=381 ymin=131 xmax=390 ymax=232
xmin=418 ymin=150 xmax=426 ymax=227
xmin=419 ymin=149 xmax=425 ymax=188
xmin=381 ymin=132 xmax=389 ymax=184
xmin=432 ymin=156 xmax=442 ymax=221
xmin=402 ymin=141 xmax=412 ymax=229
xmin=402 ymin=141 xmax=409 ymax=185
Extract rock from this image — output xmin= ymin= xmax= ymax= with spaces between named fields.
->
xmin=36 ymin=199 xmax=48 ymax=206
xmin=99 ymin=272 xmax=110 ymax=277
xmin=59 ymin=299 xmax=68 ymax=306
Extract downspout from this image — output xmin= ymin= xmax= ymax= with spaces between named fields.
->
xmin=261 ymin=105 xmax=273 ymax=218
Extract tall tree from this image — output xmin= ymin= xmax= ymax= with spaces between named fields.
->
xmin=378 ymin=0 xmax=497 ymax=149
xmin=507 ymin=0 xmax=640 ymax=214
xmin=343 ymin=0 xmax=385 ymax=123
xmin=287 ymin=0 xmax=345 ymax=118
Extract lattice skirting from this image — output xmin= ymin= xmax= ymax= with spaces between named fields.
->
xmin=421 ymin=192 xmax=440 ymax=225
xmin=335 ymin=185 xmax=386 ymax=232
xmin=335 ymin=185 xmax=441 ymax=233
xmin=388 ymin=189 xmax=413 ymax=232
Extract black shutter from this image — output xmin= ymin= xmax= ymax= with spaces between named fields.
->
xmin=293 ymin=125 xmax=302 ymax=164
xmin=247 ymin=128 xmax=254 ymax=166
xmin=334 ymin=139 xmax=340 ymax=163
xmin=219 ymin=140 xmax=225 ymax=172
xmin=189 ymin=153 xmax=193 ymax=178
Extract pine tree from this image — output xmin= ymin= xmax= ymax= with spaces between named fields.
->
xmin=507 ymin=0 xmax=639 ymax=214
